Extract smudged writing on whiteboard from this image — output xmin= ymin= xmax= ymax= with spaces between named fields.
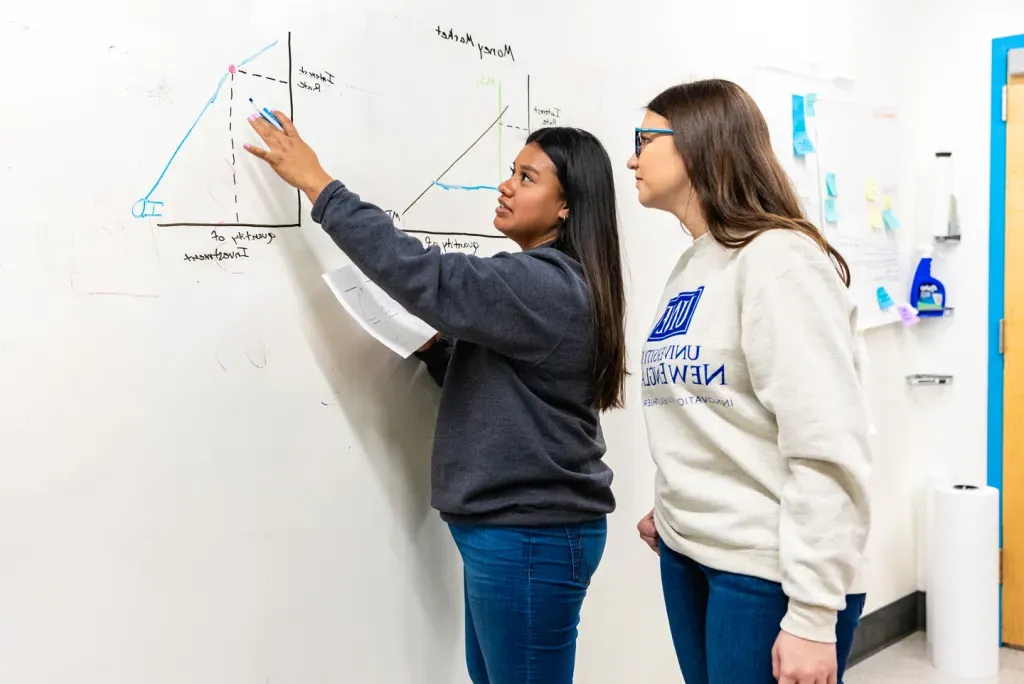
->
xmin=184 ymin=246 xmax=250 ymax=262
xmin=533 ymin=105 xmax=561 ymax=127
xmin=297 ymin=65 xmax=334 ymax=94
xmin=435 ymin=26 xmax=515 ymax=62
xmin=209 ymin=228 xmax=276 ymax=245
xmin=183 ymin=229 xmax=278 ymax=262
xmin=229 ymin=230 xmax=277 ymax=245
xmin=423 ymin=236 xmax=480 ymax=255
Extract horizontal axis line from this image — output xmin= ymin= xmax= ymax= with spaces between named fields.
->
xmin=156 ymin=222 xmax=301 ymax=228
xmin=405 ymin=230 xmax=509 ymax=239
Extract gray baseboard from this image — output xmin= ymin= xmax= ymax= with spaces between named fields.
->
xmin=849 ymin=591 xmax=925 ymax=667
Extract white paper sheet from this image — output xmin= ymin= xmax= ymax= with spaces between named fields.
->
xmin=322 ymin=264 xmax=436 ymax=358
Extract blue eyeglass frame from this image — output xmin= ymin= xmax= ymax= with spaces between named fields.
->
xmin=635 ymin=127 xmax=674 ymax=156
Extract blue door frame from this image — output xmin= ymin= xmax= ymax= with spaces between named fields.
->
xmin=988 ymin=35 xmax=1024 ymax=498
xmin=989 ymin=36 xmax=1024 ymax=640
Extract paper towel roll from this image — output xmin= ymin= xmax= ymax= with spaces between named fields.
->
xmin=927 ymin=483 xmax=999 ymax=678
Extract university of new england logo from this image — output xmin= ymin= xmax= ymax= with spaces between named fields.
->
xmin=648 ymin=287 xmax=704 ymax=342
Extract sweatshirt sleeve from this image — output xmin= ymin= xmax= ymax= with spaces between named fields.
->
xmin=414 ymin=334 xmax=454 ymax=387
xmin=311 ymin=180 xmax=574 ymax=363
xmin=740 ymin=257 xmax=872 ymax=644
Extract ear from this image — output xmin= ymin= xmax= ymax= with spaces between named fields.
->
xmin=558 ymin=204 xmax=569 ymax=221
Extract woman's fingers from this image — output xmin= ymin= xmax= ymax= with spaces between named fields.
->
xmin=245 ymin=114 xmax=284 ymax=165
xmin=640 ymin=534 xmax=659 ymax=554
xmin=272 ymin=110 xmax=298 ymax=137
xmin=637 ymin=510 xmax=660 ymax=554
xmin=248 ymin=113 xmax=279 ymax=144
xmin=243 ymin=143 xmax=269 ymax=161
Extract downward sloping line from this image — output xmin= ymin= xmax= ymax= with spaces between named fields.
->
xmin=402 ymin=106 xmax=509 ymax=216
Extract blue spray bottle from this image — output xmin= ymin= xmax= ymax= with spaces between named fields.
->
xmin=910 ymin=257 xmax=946 ymax=316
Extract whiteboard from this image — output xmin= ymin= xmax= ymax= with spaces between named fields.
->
xmin=740 ymin=68 xmax=909 ymax=330
xmin=0 ymin=3 xmax=905 ymax=682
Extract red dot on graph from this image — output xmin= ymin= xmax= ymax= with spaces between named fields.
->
xmin=228 ymin=65 xmax=237 ymax=74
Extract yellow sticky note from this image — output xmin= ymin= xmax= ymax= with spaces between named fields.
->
xmin=882 ymin=195 xmax=892 ymax=211
xmin=865 ymin=178 xmax=878 ymax=201
xmin=869 ymin=206 xmax=883 ymax=229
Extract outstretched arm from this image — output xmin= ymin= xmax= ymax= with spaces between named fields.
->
xmin=244 ymin=111 xmax=576 ymax=364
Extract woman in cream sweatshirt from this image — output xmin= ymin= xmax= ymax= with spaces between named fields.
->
xmin=629 ymin=80 xmax=872 ymax=684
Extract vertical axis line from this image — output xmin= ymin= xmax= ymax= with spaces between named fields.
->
xmin=230 ymin=72 xmax=239 ymax=223
xmin=288 ymin=31 xmax=300 ymax=227
xmin=527 ymin=74 xmax=531 ymax=135
xmin=498 ymin=80 xmax=503 ymax=185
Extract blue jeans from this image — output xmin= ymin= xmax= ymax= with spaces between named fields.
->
xmin=448 ymin=518 xmax=607 ymax=684
xmin=659 ymin=539 xmax=865 ymax=684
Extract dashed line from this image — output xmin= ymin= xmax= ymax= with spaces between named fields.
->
xmin=504 ymin=124 xmax=528 ymax=132
xmin=236 ymin=69 xmax=288 ymax=84
xmin=230 ymin=73 xmax=239 ymax=223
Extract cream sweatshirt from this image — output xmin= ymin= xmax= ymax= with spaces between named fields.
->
xmin=642 ymin=229 xmax=872 ymax=643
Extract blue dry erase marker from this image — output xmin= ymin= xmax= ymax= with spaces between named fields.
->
xmin=249 ymin=98 xmax=283 ymax=130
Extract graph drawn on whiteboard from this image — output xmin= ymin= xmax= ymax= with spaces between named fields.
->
xmin=131 ymin=33 xmax=301 ymax=229
xmin=397 ymin=74 xmax=542 ymax=248
xmin=322 ymin=263 xmax=436 ymax=358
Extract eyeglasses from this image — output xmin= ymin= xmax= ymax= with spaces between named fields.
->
xmin=635 ymin=127 xmax=674 ymax=156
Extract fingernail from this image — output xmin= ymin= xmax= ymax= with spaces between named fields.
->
xmin=248 ymin=113 xmax=258 ymax=122
xmin=243 ymin=143 xmax=251 ymax=150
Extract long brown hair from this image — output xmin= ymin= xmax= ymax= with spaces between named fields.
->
xmin=648 ymin=80 xmax=851 ymax=286
xmin=529 ymin=127 xmax=627 ymax=410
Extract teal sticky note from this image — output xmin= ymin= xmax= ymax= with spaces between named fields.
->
xmin=876 ymin=286 xmax=895 ymax=310
xmin=794 ymin=134 xmax=815 ymax=156
xmin=792 ymin=95 xmax=815 ymax=157
xmin=825 ymin=198 xmax=839 ymax=223
xmin=882 ymin=208 xmax=901 ymax=230
xmin=806 ymin=93 xmax=818 ymax=116
xmin=825 ymin=173 xmax=837 ymax=197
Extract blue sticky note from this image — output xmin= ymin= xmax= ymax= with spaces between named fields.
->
xmin=792 ymin=95 xmax=815 ymax=157
xmin=825 ymin=198 xmax=839 ymax=223
xmin=882 ymin=208 xmax=901 ymax=230
xmin=794 ymin=134 xmax=815 ymax=156
xmin=825 ymin=173 xmax=838 ymax=197
xmin=806 ymin=93 xmax=818 ymax=116
xmin=876 ymin=287 xmax=895 ymax=310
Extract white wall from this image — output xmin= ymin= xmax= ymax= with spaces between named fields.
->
xmin=896 ymin=2 xmax=1024 ymax=592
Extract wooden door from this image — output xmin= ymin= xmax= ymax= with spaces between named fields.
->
xmin=1003 ymin=48 xmax=1024 ymax=646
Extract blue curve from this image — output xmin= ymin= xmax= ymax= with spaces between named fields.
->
xmin=133 ymin=40 xmax=279 ymax=218
xmin=141 ymin=72 xmax=229 ymax=201
xmin=238 ymin=40 xmax=278 ymax=67
xmin=432 ymin=181 xmax=499 ymax=192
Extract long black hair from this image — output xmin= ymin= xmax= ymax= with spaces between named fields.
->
xmin=527 ymin=127 xmax=628 ymax=411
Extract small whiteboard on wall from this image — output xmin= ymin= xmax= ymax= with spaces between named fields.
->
xmin=801 ymin=98 xmax=906 ymax=331
xmin=737 ymin=66 xmax=908 ymax=331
